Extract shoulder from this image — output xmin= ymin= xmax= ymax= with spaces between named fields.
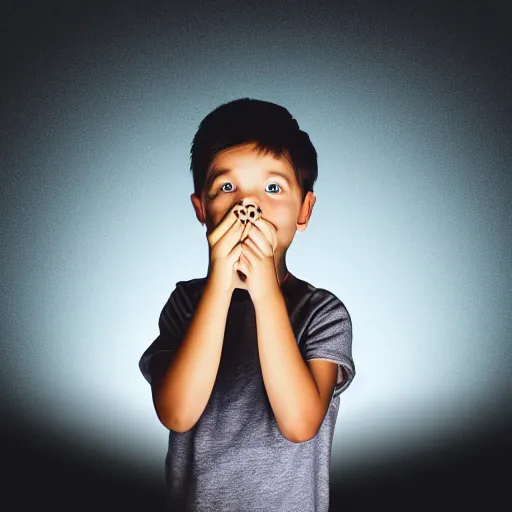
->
xmin=174 ymin=276 xmax=208 ymax=293
xmin=168 ymin=276 xmax=208 ymax=302
xmin=286 ymin=274 xmax=351 ymax=320
xmin=156 ymin=277 xmax=208 ymax=320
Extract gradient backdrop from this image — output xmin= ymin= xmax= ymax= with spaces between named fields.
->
xmin=1 ymin=1 xmax=510 ymax=510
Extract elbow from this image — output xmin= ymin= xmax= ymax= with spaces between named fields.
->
xmin=155 ymin=408 xmax=195 ymax=433
xmin=279 ymin=421 xmax=319 ymax=444
xmin=155 ymin=404 xmax=196 ymax=434
xmin=286 ymin=430 xmax=318 ymax=444
xmin=153 ymin=396 xmax=197 ymax=433
xmin=152 ymin=389 xmax=190 ymax=433
xmin=156 ymin=412 xmax=181 ymax=433
xmin=150 ymin=378 xmax=204 ymax=433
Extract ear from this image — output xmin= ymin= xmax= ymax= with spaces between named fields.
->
xmin=190 ymin=193 xmax=206 ymax=225
xmin=296 ymin=192 xmax=316 ymax=232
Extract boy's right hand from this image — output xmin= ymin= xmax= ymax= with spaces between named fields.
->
xmin=206 ymin=204 xmax=249 ymax=294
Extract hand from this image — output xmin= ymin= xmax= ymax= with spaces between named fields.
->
xmin=206 ymin=204 xmax=248 ymax=294
xmin=234 ymin=217 xmax=280 ymax=302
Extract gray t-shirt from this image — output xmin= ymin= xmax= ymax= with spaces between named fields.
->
xmin=139 ymin=273 xmax=355 ymax=512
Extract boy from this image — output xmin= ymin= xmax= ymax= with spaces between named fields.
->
xmin=139 ymin=98 xmax=355 ymax=511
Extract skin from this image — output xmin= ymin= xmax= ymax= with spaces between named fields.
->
xmin=190 ymin=142 xmax=317 ymax=290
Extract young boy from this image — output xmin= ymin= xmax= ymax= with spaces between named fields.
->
xmin=139 ymin=98 xmax=355 ymax=511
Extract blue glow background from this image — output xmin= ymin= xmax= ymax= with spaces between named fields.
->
xmin=1 ymin=1 xmax=510 ymax=509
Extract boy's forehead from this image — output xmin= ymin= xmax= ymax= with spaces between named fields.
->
xmin=208 ymin=144 xmax=293 ymax=177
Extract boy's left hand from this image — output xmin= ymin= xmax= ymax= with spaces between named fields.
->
xmin=235 ymin=218 xmax=280 ymax=302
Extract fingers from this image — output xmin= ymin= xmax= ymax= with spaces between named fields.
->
xmin=207 ymin=205 xmax=277 ymax=256
xmin=248 ymin=220 xmax=275 ymax=255
xmin=207 ymin=205 xmax=242 ymax=247
xmin=254 ymin=218 xmax=277 ymax=251
xmin=230 ymin=220 xmax=251 ymax=262
xmin=240 ymin=218 xmax=252 ymax=243
xmin=234 ymin=246 xmax=251 ymax=275
xmin=228 ymin=237 xmax=244 ymax=262
xmin=215 ymin=216 xmax=243 ymax=254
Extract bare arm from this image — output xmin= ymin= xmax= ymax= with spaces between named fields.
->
xmin=149 ymin=204 xmax=246 ymax=432
xmin=150 ymin=276 xmax=232 ymax=432
xmin=253 ymin=290 xmax=324 ymax=443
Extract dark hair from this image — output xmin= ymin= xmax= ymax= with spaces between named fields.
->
xmin=190 ymin=98 xmax=318 ymax=203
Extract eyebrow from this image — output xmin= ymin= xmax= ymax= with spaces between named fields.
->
xmin=206 ymin=168 xmax=293 ymax=190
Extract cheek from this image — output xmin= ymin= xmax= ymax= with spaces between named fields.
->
xmin=271 ymin=216 xmax=297 ymax=248
xmin=204 ymin=202 xmax=225 ymax=225
xmin=271 ymin=204 xmax=297 ymax=230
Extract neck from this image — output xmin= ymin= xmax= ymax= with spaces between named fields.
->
xmin=276 ymin=258 xmax=289 ymax=286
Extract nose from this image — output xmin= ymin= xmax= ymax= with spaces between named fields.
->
xmin=237 ymin=198 xmax=261 ymax=209
xmin=237 ymin=197 xmax=258 ymax=206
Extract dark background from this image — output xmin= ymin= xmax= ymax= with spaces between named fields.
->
xmin=2 ymin=1 xmax=510 ymax=510
xmin=2 ymin=408 xmax=510 ymax=509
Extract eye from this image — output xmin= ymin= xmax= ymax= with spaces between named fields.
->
xmin=219 ymin=182 xmax=234 ymax=192
xmin=218 ymin=182 xmax=282 ymax=194
xmin=265 ymin=183 xmax=281 ymax=194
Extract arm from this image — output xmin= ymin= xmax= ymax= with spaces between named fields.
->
xmin=253 ymin=290 xmax=337 ymax=443
xmin=151 ymin=278 xmax=232 ymax=432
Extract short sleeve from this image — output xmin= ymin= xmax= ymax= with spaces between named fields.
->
xmin=302 ymin=291 xmax=355 ymax=399
xmin=138 ymin=282 xmax=195 ymax=385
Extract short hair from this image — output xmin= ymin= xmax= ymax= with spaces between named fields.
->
xmin=190 ymin=98 xmax=318 ymax=203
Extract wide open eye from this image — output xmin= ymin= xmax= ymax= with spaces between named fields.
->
xmin=219 ymin=182 xmax=281 ymax=193
xmin=265 ymin=183 xmax=281 ymax=193
xmin=219 ymin=182 xmax=234 ymax=192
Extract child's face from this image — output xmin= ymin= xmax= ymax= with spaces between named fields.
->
xmin=197 ymin=142 xmax=310 ymax=255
